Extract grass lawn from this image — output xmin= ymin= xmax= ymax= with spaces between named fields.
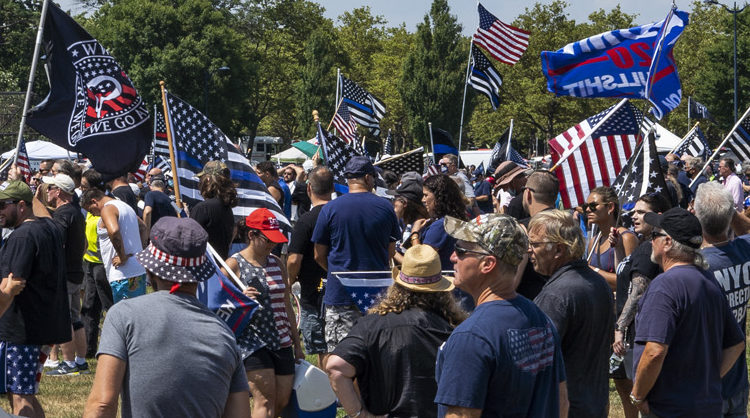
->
xmin=13 ymin=320 xmax=750 ymax=417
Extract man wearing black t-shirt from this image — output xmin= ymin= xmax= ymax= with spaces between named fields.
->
xmin=107 ymin=175 xmax=139 ymax=215
xmin=142 ymin=176 xmax=176 ymax=231
xmin=0 ymin=181 xmax=70 ymax=417
xmin=39 ymin=174 xmax=89 ymax=377
xmin=287 ymin=167 xmax=333 ymax=366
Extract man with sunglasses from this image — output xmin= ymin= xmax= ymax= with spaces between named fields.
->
xmin=0 ymin=181 xmax=70 ymax=417
xmin=630 ymin=208 xmax=745 ymax=417
xmin=530 ymin=210 xmax=614 ymax=418
xmin=435 ymin=214 xmax=568 ymax=417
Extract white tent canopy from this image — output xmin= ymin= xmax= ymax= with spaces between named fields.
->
xmin=2 ymin=140 xmax=76 ymax=161
xmin=653 ymin=123 xmax=682 ymax=153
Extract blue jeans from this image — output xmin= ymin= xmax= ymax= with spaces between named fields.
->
xmin=722 ymin=386 xmax=749 ymax=417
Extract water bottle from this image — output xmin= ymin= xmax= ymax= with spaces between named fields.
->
xmin=609 ymin=352 xmax=624 ymax=374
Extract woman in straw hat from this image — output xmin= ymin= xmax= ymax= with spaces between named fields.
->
xmin=222 ymin=208 xmax=302 ymax=417
xmin=325 ymin=244 xmax=466 ymax=418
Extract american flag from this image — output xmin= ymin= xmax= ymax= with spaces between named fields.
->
xmin=468 ymin=44 xmax=502 ymax=110
xmin=725 ymin=110 xmax=750 ymax=162
xmin=549 ymin=101 xmax=651 ymax=209
xmin=131 ymin=158 xmax=149 ymax=182
xmin=382 ymin=129 xmax=395 ymax=156
xmin=164 ymin=90 xmax=290 ymax=233
xmin=317 ymin=122 xmax=363 ymax=187
xmin=340 ymin=76 xmax=386 ymax=136
xmin=474 ymin=3 xmax=530 ymax=66
xmin=333 ymin=272 xmax=393 ymax=314
xmin=332 ymin=102 xmax=359 ymax=145
xmin=374 ymin=147 xmax=424 ymax=178
xmin=612 ymin=130 xmax=669 ymax=227
xmin=153 ymin=110 xmax=170 ymax=158
xmin=675 ymin=125 xmax=710 ymax=160
xmin=16 ymin=140 xmax=31 ymax=183
xmin=423 ymin=164 xmax=441 ymax=179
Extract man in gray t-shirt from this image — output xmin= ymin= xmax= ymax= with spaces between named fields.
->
xmin=84 ymin=217 xmax=250 ymax=417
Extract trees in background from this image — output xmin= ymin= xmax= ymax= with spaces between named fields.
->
xmin=3 ymin=0 xmax=749 ymax=155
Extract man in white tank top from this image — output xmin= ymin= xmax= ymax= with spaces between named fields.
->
xmin=80 ymin=188 xmax=148 ymax=303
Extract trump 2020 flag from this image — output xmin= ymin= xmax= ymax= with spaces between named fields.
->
xmin=26 ymin=2 xmax=150 ymax=181
xmin=332 ymin=272 xmax=393 ymax=314
xmin=541 ymin=9 xmax=688 ymax=119
xmin=197 ymin=254 xmax=259 ymax=337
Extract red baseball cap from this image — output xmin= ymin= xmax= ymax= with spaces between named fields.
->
xmin=245 ymin=209 xmax=288 ymax=243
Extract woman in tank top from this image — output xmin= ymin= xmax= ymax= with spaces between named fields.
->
xmin=222 ymin=208 xmax=302 ymax=417
xmin=584 ymin=186 xmax=639 ymax=290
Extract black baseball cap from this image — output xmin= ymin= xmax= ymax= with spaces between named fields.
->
xmin=643 ymin=207 xmax=703 ymax=249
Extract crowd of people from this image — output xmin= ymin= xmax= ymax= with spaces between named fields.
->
xmin=0 ymin=150 xmax=748 ymax=417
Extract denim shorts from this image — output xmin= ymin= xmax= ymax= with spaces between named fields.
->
xmin=324 ymin=304 xmax=361 ymax=352
xmin=300 ymin=303 xmax=327 ymax=355
xmin=110 ymin=275 xmax=146 ymax=304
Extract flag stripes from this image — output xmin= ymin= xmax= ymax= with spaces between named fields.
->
xmin=468 ymin=44 xmax=503 ymax=109
xmin=474 ymin=3 xmax=530 ymax=65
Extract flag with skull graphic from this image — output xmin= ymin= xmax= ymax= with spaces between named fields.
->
xmin=26 ymin=2 xmax=150 ymax=181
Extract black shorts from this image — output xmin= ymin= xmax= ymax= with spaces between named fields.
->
xmin=243 ymin=346 xmax=295 ymax=375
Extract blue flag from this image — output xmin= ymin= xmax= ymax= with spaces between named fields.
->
xmin=541 ymin=9 xmax=688 ymax=119
xmin=26 ymin=2 xmax=151 ymax=181
xmin=332 ymin=272 xmax=393 ymax=314
xmin=197 ymin=254 xmax=259 ymax=336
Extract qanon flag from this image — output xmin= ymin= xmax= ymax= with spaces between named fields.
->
xmin=541 ymin=9 xmax=688 ymax=119
xmin=26 ymin=3 xmax=150 ymax=181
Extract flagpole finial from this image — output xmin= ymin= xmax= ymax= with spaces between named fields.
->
xmin=312 ymin=110 xmax=319 ymax=122
xmin=159 ymin=80 xmax=165 ymax=87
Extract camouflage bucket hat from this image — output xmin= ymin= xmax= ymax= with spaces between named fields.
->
xmin=444 ymin=214 xmax=528 ymax=266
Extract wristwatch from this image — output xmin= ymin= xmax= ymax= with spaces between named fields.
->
xmin=629 ymin=393 xmax=644 ymax=406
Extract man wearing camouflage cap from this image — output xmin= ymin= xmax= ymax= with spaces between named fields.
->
xmin=434 ymin=214 xmax=568 ymax=417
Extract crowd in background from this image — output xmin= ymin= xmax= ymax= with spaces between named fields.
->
xmin=0 ymin=151 xmax=747 ymax=417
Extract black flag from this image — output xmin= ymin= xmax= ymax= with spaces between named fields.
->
xmin=26 ymin=3 xmax=150 ymax=181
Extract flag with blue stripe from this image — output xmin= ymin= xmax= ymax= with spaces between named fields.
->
xmin=727 ymin=111 xmax=750 ymax=163
xmin=163 ymin=90 xmax=291 ymax=235
xmin=468 ymin=44 xmax=502 ymax=110
xmin=541 ymin=9 xmax=688 ymax=119
xmin=675 ymin=125 xmax=709 ymax=160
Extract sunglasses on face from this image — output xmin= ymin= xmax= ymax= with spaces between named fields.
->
xmin=651 ymin=231 xmax=667 ymax=241
xmin=454 ymin=245 xmax=492 ymax=258
xmin=0 ymin=200 xmax=19 ymax=210
xmin=583 ymin=202 xmax=604 ymax=212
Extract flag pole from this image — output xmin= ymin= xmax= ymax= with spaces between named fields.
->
xmin=206 ymin=242 xmax=247 ymax=291
xmin=457 ymin=37 xmax=473 ymax=162
xmin=326 ymin=98 xmax=344 ymax=131
xmin=151 ymin=104 xmax=157 ymax=165
xmin=669 ymin=121 xmax=699 ymax=155
xmin=689 ymin=104 xmax=750 ymax=189
xmin=428 ymin=122 xmax=436 ymax=164
xmin=335 ymin=68 xmax=341 ymax=116
xmin=159 ymin=81 xmax=183 ymax=213
xmin=687 ymin=96 xmax=691 ymax=133
xmin=14 ymin=0 xmax=50 ymax=165
xmin=506 ymin=119 xmax=514 ymax=160
xmin=549 ymin=98 xmax=629 ymax=172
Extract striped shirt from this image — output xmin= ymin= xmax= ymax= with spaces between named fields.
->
xmin=264 ymin=256 xmax=292 ymax=348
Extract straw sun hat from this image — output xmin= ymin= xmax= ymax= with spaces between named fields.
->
xmin=392 ymin=244 xmax=454 ymax=292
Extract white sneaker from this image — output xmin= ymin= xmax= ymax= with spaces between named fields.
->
xmin=43 ymin=359 xmax=60 ymax=369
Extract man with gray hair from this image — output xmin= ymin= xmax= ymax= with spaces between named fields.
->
xmin=695 ymin=182 xmax=750 ymax=417
xmin=631 ymin=207 xmax=745 ymax=417
xmin=684 ymin=156 xmax=707 ymax=195
xmin=435 ymin=214 xmax=568 ymax=417
xmin=529 ymin=210 xmax=613 ymax=418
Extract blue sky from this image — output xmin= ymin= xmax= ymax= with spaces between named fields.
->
xmin=57 ymin=0 xmax=687 ymax=35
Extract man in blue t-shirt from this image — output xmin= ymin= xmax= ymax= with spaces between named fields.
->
xmin=632 ymin=208 xmax=745 ymax=417
xmin=435 ymin=214 xmax=567 ymax=417
xmin=695 ymin=182 xmax=750 ymax=416
xmin=312 ymin=156 xmax=400 ymax=352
